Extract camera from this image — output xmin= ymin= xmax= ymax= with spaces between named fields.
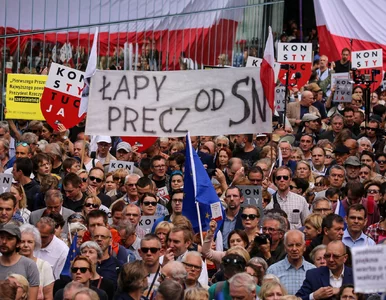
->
xmin=254 ymin=234 xmax=272 ymax=245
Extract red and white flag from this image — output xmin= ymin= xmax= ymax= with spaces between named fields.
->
xmin=314 ymin=0 xmax=386 ymax=69
xmin=260 ymin=26 xmax=275 ymax=111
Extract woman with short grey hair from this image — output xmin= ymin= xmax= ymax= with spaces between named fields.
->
xmin=80 ymin=241 xmax=114 ymax=299
xmin=19 ymin=224 xmax=55 ymax=300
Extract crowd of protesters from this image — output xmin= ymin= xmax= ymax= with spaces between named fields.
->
xmin=1 ymin=19 xmax=386 ymax=300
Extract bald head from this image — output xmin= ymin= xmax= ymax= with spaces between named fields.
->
xmin=301 ymin=91 xmax=315 ymax=107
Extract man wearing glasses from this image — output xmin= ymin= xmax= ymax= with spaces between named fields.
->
xmin=296 ymin=240 xmax=353 ymax=300
xmin=149 ymin=155 xmax=169 ymax=190
xmin=265 ymin=166 xmax=310 ymax=229
xmin=182 ymin=251 xmax=205 ymax=289
xmin=93 ymin=135 xmax=116 ymax=171
xmin=87 ymin=167 xmax=112 ymax=208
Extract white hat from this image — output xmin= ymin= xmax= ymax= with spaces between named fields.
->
xmin=117 ymin=142 xmax=132 ymax=153
xmin=96 ymin=136 xmax=112 ymax=144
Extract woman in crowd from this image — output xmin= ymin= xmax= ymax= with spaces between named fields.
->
xmin=73 ymin=288 xmax=100 ymax=300
xmin=7 ymin=274 xmax=29 ymax=300
xmin=156 ymin=279 xmax=184 ymax=300
xmin=304 ymin=214 xmax=323 ymax=245
xmin=309 ymin=244 xmax=327 ymax=268
xmin=313 ymin=176 xmax=328 ymax=193
xmin=366 ymin=182 xmax=386 ymax=243
xmin=80 ymin=241 xmax=115 ymax=300
xmin=259 ymin=280 xmax=288 ymax=300
xmin=290 ymin=147 xmax=304 ymax=162
xmin=154 ymin=221 xmax=174 ymax=255
xmin=376 ymin=153 xmax=386 ymax=176
xmin=41 ymin=122 xmax=54 ymax=142
xmin=295 ymin=160 xmax=315 ymax=188
xmin=241 ymin=205 xmax=261 ymax=244
xmin=364 ymin=181 xmax=382 ymax=203
xmin=184 ymin=287 xmax=208 ymax=300
xmin=10 ymin=183 xmax=30 ymax=223
xmin=262 ymin=190 xmax=272 ymax=209
xmin=248 ymin=257 xmax=268 ymax=286
xmin=169 ymin=170 xmax=184 ymax=193
xmin=82 ymin=195 xmax=102 ymax=217
xmin=104 ymin=172 xmax=117 ymax=196
xmin=19 ymin=224 xmax=55 ymax=300
xmin=32 ymin=153 xmax=54 ymax=183
xmin=323 ymin=148 xmax=335 ymax=169
xmin=62 ymin=157 xmax=81 ymax=176
xmin=114 ymin=260 xmax=149 ymax=300
xmin=68 ymin=222 xmax=88 ymax=248
xmin=290 ymin=178 xmax=309 ymax=197
xmin=215 ymin=147 xmax=233 ymax=171
xmin=45 ymin=142 xmax=65 ymax=175
xmin=260 ymin=145 xmax=277 ymax=160
xmin=111 ymin=168 xmax=130 ymax=199
xmin=0 ymin=279 xmax=18 ymax=300
xmin=77 ymin=169 xmax=89 ymax=193
xmin=361 ymin=151 xmax=382 ymax=180
xmin=169 ymin=141 xmax=185 ymax=154
xmin=139 ymin=192 xmax=158 ymax=216
xmin=338 ymin=284 xmax=365 ymax=300
xmin=67 ymin=213 xmax=87 ymax=225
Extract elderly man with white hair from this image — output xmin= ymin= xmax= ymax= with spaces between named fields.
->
xmin=229 ymin=272 xmax=257 ymax=300
xmin=357 ymin=137 xmax=372 ymax=154
xmin=158 ymin=261 xmax=187 ymax=286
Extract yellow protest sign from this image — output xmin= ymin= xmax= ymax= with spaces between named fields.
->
xmin=5 ymin=74 xmax=47 ymax=120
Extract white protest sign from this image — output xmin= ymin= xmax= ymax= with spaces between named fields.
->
xmin=139 ymin=215 xmax=159 ymax=234
xmin=0 ymin=174 xmax=13 ymax=193
xmin=334 ymin=79 xmax=353 ymax=103
xmin=352 ymin=49 xmax=383 ymax=69
xmin=277 ymin=43 xmax=312 ymax=63
xmin=237 ymin=185 xmax=263 ymax=218
xmin=210 ymin=202 xmax=223 ymax=222
xmin=331 ymin=72 xmax=350 ymax=88
xmin=275 ymin=86 xmax=286 ymax=112
xmin=351 ymin=245 xmax=386 ymax=293
xmin=108 ymin=160 xmax=134 ymax=173
xmin=85 ymin=68 xmax=272 ymax=137
xmin=246 ymin=56 xmax=281 ymax=82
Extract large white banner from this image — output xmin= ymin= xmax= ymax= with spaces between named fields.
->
xmin=85 ymin=68 xmax=272 ymax=137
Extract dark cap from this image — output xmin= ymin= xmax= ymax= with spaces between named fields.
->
xmin=0 ymin=224 xmax=21 ymax=240
xmin=333 ymin=145 xmax=350 ymax=154
xmin=344 ymin=156 xmax=361 ymax=167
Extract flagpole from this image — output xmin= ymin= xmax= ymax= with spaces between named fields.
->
xmin=195 ymin=201 xmax=204 ymax=246
xmin=68 ymin=222 xmax=72 ymax=244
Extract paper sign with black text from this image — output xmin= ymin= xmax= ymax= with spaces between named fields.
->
xmin=108 ymin=160 xmax=134 ymax=173
xmin=85 ymin=68 xmax=272 ymax=137
xmin=352 ymin=49 xmax=383 ymax=69
xmin=246 ymin=56 xmax=281 ymax=82
xmin=351 ymin=245 xmax=386 ymax=293
xmin=331 ymin=72 xmax=350 ymax=88
xmin=334 ymin=79 xmax=353 ymax=103
xmin=275 ymin=86 xmax=286 ymax=112
xmin=277 ymin=43 xmax=312 ymax=63
xmin=237 ymin=185 xmax=263 ymax=215
xmin=0 ymin=174 xmax=13 ymax=193
xmin=139 ymin=215 xmax=159 ymax=234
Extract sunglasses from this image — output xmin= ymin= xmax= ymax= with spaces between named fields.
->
xmin=263 ymin=198 xmax=271 ymax=203
xmin=222 ymin=258 xmax=245 ymax=266
xmin=81 ymin=177 xmax=88 ymax=183
xmin=360 ymin=127 xmax=366 ymax=130
xmin=141 ymin=247 xmax=160 ymax=254
xmin=143 ymin=201 xmax=157 ymax=206
xmin=241 ymin=213 xmax=258 ymax=220
xmin=377 ymin=160 xmax=386 ymax=164
xmin=84 ymin=203 xmax=99 ymax=208
xmin=276 ymin=175 xmax=289 ymax=181
xmin=315 ymin=182 xmax=324 ymax=187
xmin=289 ymin=185 xmax=298 ymax=190
xmin=71 ymin=267 xmax=90 ymax=273
xmin=159 ymin=273 xmax=168 ymax=281
xmin=366 ymin=127 xmax=377 ymax=131
xmin=367 ymin=189 xmax=380 ymax=194
xmin=16 ymin=142 xmax=29 ymax=147
xmin=68 ymin=213 xmax=86 ymax=222
xmin=325 ymin=155 xmax=333 ymax=159
xmin=89 ymin=176 xmax=103 ymax=183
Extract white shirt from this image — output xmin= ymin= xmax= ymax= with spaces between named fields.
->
xmin=34 ymin=235 xmax=69 ymax=280
xmin=329 ymin=267 xmax=344 ymax=288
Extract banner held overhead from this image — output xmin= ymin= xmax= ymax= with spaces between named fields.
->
xmin=85 ymin=68 xmax=272 ymax=137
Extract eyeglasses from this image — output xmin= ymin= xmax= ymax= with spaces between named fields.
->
xmin=172 ymin=198 xmax=183 ymax=203
xmin=143 ymin=201 xmax=157 ymax=206
xmin=159 ymin=273 xmax=168 ymax=281
xmin=313 ymin=208 xmax=331 ymax=213
xmin=222 ymin=258 xmax=245 ymax=266
xmin=16 ymin=142 xmax=29 ymax=147
xmin=276 ymin=175 xmax=289 ymax=181
xmin=141 ymin=247 xmax=160 ymax=254
xmin=182 ymin=262 xmax=202 ymax=271
xmin=89 ymin=176 xmax=103 ymax=183
xmin=241 ymin=214 xmax=259 ymax=220
xmin=68 ymin=213 xmax=86 ymax=222
xmin=153 ymin=165 xmax=166 ymax=169
xmin=84 ymin=203 xmax=99 ymax=208
xmin=289 ymin=185 xmax=298 ymax=190
xmin=71 ymin=267 xmax=90 ymax=273
xmin=315 ymin=182 xmax=324 ymax=187
xmin=377 ymin=160 xmax=386 ymax=165
xmin=325 ymin=155 xmax=333 ymax=159
xmin=323 ymin=253 xmax=346 ymax=260
xmin=263 ymin=198 xmax=271 ymax=203
xmin=93 ymin=234 xmax=111 ymax=240
xmin=367 ymin=189 xmax=380 ymax=194
xmin=262 ymin=227 xmax=280 ymax=233
xmin=366 ymin=127 xmax=377 ymax=131
xmin=125 ymin=213 xmax=139 ymax=217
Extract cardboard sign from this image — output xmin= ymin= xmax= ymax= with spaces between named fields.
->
xmin=0 ymin=174 xmax=13 ymax=193
xmin=352 ymin=49 xmax=383 ymax=69
xmin=85 ymin=68 xmax=272 ymax=137
xmin=278 ymin=63 xmax=312 ymax=90
xmin=331 ymin=72 xmax=350 ymax=88
xmin=139 ymin=215 xmax=159 ymax=234
xmin=275 ymin=86 xmax=286 ymax=112
xmin=277 ymin=43 xmax=313 ymax=63
xmin=156 ymin=186 xmax=170 ymax=201
xmin=40 ymin=63 xmax=86 ymax=130
xmin=5 ymin=74 xmax=47 ymax=120
xmin=108 ymin=160 xmax=134 ymax=173
xmin=237 ymin=185 xmax=263 ymax=218
xmin=334 ymin=79 xmax=353 ymax=103
xmin=351 ymin=245 xmax=386 ymax=293
xmin=246 ymin=56 xmax=281 ymax=82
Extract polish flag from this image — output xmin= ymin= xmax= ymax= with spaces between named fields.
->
xmin=260 ymin=26 xmax=275 ymax=111
xmin=314 ymin=0 xmax=386 ymax=68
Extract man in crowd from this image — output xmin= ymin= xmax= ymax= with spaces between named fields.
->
xmin=87 ymin=167 xmax=112 ymax=207
xmin=344 ymin=156 xmax=361 ymax=183
xmin=312 ymin=198 xmax=333 ymax=216
xmin=149 ymin=155 xmax=169 ymax=190
xmin=122 ymin=203 xmax=146 ymax=238
xmin=332 ymin=47 xmax=351 ymax=73
xmin=278 ymin=141 xmax=297 ymax=173
xmin=116 ymin=220 xmax=141 ymax=260
xmin=299 ymin=134 xmax=314 ymax=162
xmin=233 ymin=134 xmax=260 ymax=167
xmin=119 ymin=174 xmax=140 ymax=204
xmin=311 ymin=147 xmax=327 ymax=176
xmin=319 ymin=114 xmax=345 ymax=142
xmin=0 ymin=192 xmax=17 ymax=225
xmin=182 ymin=251 xmax=205 ymax=289
xmin=62 ymin=173 xmax=86 ymax=212
xmin=229 ymin=273 xmax=257 ymax=300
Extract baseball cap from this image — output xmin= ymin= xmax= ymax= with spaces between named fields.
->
xmin=344 ymin=156 xmax=361 ymax=167
xmin=96 ymin=136 xmax=112 ymax=144
xmin=307 ymin=83 xmax=322 ymax=93
xmin=333 ymin=145 xmax=350 ymax=154
xmin=256 ymin=134 xmax=267 ymax=139
xmin=302 ymin=113 xmax=320 ymax=122
xmin=0 ymin=224 xmax=21 ymax=240
xmin=116 ymin=142 xmax=132 ymax=153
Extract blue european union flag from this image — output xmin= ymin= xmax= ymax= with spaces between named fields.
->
xmin=60 ymin=233 xmax=79 ymax=277
xmin=183 ymin=133 xmax=224 ymax=233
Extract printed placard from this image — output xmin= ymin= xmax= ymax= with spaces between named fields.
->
xmin=331 ymin=72 xmax=350 ymax=88
xmin=352 ymin=49 xmax=383 ymax=69
xmin=85 ymin=68 xmax=272 ymax=137
xmin=275 ymin=86 xmax=286 ymax=112
xmin=277 ymin=43 xmax=313 ymax=63
xmin=108 ymin=160 xmax=134 ymax=173
xmin=237 ymin=185 xmax=263 ymax=220
xmin=351 ymin=245 xmax=386 ymax=293
xmin=0 ymin=174 xmax=13 ymax=193
xmin=139 ymin=215 xmax=159 ymax=234
xmin=334 ymin=79 xmax=353 ymax=103
xmin=156 ymin=186 xmax=170 ymax=201
xmin=5 ymin=74 xmax=47 ymax=120
xmin=210 ymin=202 xmax=223 ymax=221
xmin=246 ymin=56 xmax=281 ymax=82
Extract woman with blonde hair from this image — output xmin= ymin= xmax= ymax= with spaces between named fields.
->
xmin=82 ymin=195 xmax=102 ymax=216
xmin=7 ymin=274 xmax=29 ymax=300
xmin=260 ymin=145 xmax=277 ymax=160
xmin=290 ymin=147 xmax=304 ymax=162
xmin=259 ymin=280 xmax=288 ymax=300
xmin=304 ymin=213 xmax=323 ymax=243
xmin=73 ymin=288 xmax=100 ymax=300
xmin=154 ymin=221 xmax=174 ymax=254
xmin=169 ymin=141 xmax=185 ymax=154
xmin=11 ymin=183 xmax=30 ymax=223
xmin=184 ymin=287 xmax=209 ymax=300
xmin=295 ymin=160 xmax=315 ymax=188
